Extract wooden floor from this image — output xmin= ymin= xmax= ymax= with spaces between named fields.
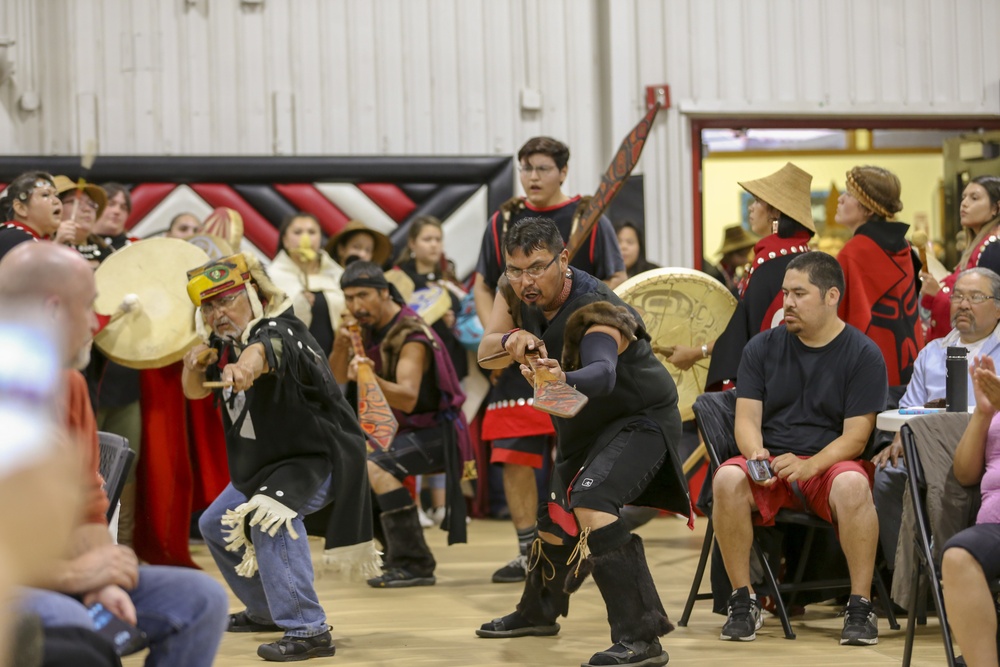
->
xmin=125 ymin=517 xmax=956 ymax=666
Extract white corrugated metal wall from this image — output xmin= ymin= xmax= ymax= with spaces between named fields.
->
xmin=2 ymin=0 xmax=998 ymax=265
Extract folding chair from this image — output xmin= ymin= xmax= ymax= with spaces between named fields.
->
xmin=679 ymin=390 xmax=899 ymax=639
xmin=899 ymin=417 xmax=969 ymax=667
xmin=98 ymin=431 xmax=136 ymax=523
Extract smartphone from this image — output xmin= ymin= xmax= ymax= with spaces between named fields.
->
xmin=87 ymin=603 xmax=149 ymax=656
xmin=747 ymin=459 xmax=773 ymax=483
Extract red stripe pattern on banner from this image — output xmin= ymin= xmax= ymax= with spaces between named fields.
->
xmin=126 ymin=183 xmax=177 ymax=230
xmin=357 ymin=183 xmax=417 ymax=222
xmin=191 ymin=184 xmax=279 ymax=258
xmin=274 ymin=184 xmax=350 ymax=237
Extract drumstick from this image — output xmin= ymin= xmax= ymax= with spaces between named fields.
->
xmin=477 ymin=349 xmax=511 ymax=364
xmin=912 ymin=230 xmax=928 ymax=269
xmin=202 ymin=381 xmax=233 ymax=388
xmin=195 ymin=347 xmax=218 ymax=365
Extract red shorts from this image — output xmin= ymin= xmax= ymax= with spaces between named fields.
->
xmin=717 ymin=455 xmax=875 ymax=526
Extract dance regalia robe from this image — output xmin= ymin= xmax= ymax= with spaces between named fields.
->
xmin=706 ymin=231 xmax=811 ymax=389
xmin=922 ymin=230 xmax=1000 ymax=342
xmin=837 ymin=220 xmax=923 ymax=386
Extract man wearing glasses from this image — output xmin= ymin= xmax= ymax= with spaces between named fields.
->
xmin=472 ymin=136 xmax=626 ymax=585
xmin=476 ymin=217 xmax=688 ymax=667
xmin=182 ymin=253 xmax=376 ymax=662
xmin=873 ymin=267 xmax=1000 ymax=574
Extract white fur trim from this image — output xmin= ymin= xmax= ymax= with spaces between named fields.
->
xmin=321 ymin=541 xmax=383 ymax=582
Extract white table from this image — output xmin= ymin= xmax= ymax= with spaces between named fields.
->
xmin=876 ymin=407 xmax=972 ymax=432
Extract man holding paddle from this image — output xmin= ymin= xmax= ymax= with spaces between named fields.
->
xmin=182 ymin=252 xmax=376 ymax=663
xmin=330 ymin=261 xmax=475 ymax=589
xmin=476 ymin=218 xmax=690 ymax=667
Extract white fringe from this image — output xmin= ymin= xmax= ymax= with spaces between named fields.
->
xmin=221 ymin=508 xmax=260 ymax=578
xmin=321 ymin=541 xmax=383 ymax=582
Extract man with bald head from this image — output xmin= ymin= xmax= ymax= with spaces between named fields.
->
xmin=0 ymin=242 xmax=229 ymax=667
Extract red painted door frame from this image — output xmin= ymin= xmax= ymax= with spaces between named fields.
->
xmin=688 ymin=116 xmax=1000 ymax=270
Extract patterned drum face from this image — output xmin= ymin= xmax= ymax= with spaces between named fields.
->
xmin=408 ymin=285 xmax=451 ymax=326
xmin=614 ymin=267 xmax=737 ymax=421
xmin=187 ymin=234 xmax=235 ymax=261
xmin=94 ymin=238 xmax=211 ymax=369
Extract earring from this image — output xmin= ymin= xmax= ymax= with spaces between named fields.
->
xmin=565 ymin=269 xmax=572 ymax=278
xmin=771 ymin=219 xmax=779 ymax=234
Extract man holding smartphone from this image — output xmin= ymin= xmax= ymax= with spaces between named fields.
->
xmin=712 ymin=252 xmax=888 ymax=646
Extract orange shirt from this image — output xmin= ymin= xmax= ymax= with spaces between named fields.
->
xmin=64 ymin=370 xmax=110 ymax=524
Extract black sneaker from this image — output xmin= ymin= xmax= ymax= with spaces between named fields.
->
xmin=583 ymin=638 xmax=670 ymax=666
xmin=228 ymin=610 xmax=281 ymax=633
xmin=367 ymin=567 xmax=436 ymax=588
xmin=840 ymin=595 xmax=879 ymax=646
xmin=257 ymin=631 xmax=336 ymax=661
xmin=491 ymin=554 xmax=527 ymax=583
xmin=720 ymin=586 xmax=762 ymax=641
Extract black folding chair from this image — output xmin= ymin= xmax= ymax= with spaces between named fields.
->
xmin=98 ymin=431 xmax=136 ymax=523
xmin=900 ymin=420 xmax=957 ymax=667
xmin=679 ymin=390 xmax=898 ymax=639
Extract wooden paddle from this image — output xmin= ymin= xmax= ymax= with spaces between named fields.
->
xmin=347 ymin=323 xmax=398 ymax=451
xmin=526 ymin=351 xmax=588 ymax=418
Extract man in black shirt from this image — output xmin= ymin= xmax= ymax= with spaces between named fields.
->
xmin=713 ymin=252 xmax=888 ymax=646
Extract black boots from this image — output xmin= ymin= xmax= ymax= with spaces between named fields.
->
xmin=477 ymin=540 xmax=576 ymax=638
xmin=584 ymin=523 xmax=672 ymax=667
xmin=367 ymin=503 xmax=436 ymax=588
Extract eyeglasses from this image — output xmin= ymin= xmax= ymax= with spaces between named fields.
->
xmin=505 ymin=255 xmax=558 ymax=281
xmin=518 ymin=164 xmax=557 ymax=176
xmin=949 ymin=291 xmax=997 ymax=305
xmin=201 ymin=292 xmax=244 ymax=315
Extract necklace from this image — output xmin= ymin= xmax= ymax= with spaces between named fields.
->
xmin=545 ymin=273 xmax=573 ymax=315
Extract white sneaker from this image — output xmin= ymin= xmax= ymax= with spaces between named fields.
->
xmin=417 ymin=507 xmax=435 ymax=528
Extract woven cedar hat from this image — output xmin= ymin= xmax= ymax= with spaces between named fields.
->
xmin=738 ymin=163 xmax=815 ymax=232
xmin=52 ymin=175 xmax=107 ymax=219
xmin=717 ymin=224 xmax=759 ymax=255
xmin=325 ymin=220 xmax=393 ymax=266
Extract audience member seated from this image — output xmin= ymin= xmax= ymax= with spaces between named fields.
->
xmin=712 ymin=252 xmax=888 ymax=645
xmin=873 ymin=267 xmax=1000 ymax=569
xmin=0 ymin=242 xmax=229 ymax=667
xmin=942 ymin=354 xmax=1000 ymax=667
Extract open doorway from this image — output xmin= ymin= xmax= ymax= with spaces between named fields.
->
xmin=690 ymin=117 xmax=1000 ymax=275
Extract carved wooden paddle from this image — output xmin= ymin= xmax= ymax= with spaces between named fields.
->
xmin=347 ymin=323 xmax=398 ymax=451
xmin=526 ymin=351 xmax=588 ymax=418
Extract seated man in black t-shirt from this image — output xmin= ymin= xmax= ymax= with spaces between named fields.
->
xmin=712 ymin=251 xmax=888 ymax=646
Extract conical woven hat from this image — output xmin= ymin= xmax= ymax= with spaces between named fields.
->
xmin=738 ymin=163 xmax=815 ymax=232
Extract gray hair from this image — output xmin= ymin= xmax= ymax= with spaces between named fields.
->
xmin=956 ymin=267 xmax=1000 ymax=301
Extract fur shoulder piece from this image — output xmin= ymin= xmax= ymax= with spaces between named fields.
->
xmin=562 ymin=302 xmax=638 ymax=371
xmin=499 ymin=196 xmax=526 ymax=222
xmin=380 ymin=314 xmax=436 ymax=381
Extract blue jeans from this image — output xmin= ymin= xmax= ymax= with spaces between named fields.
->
xmin=20 ymin=566 xmax=228 ymax=667
xmin=873 ymin=460 xmax=908 ymax=567
xmin=199 ymin=478 xmax=332 ymax=638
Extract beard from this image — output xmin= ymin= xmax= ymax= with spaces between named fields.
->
xmin=71 ymin=340 xmax=93 ymax=371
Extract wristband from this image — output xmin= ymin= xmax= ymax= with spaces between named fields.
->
xmin=500 ymin=328 xmax=521 ymax=350
xmin=701 ymin=344 xmax=709 ymax=359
